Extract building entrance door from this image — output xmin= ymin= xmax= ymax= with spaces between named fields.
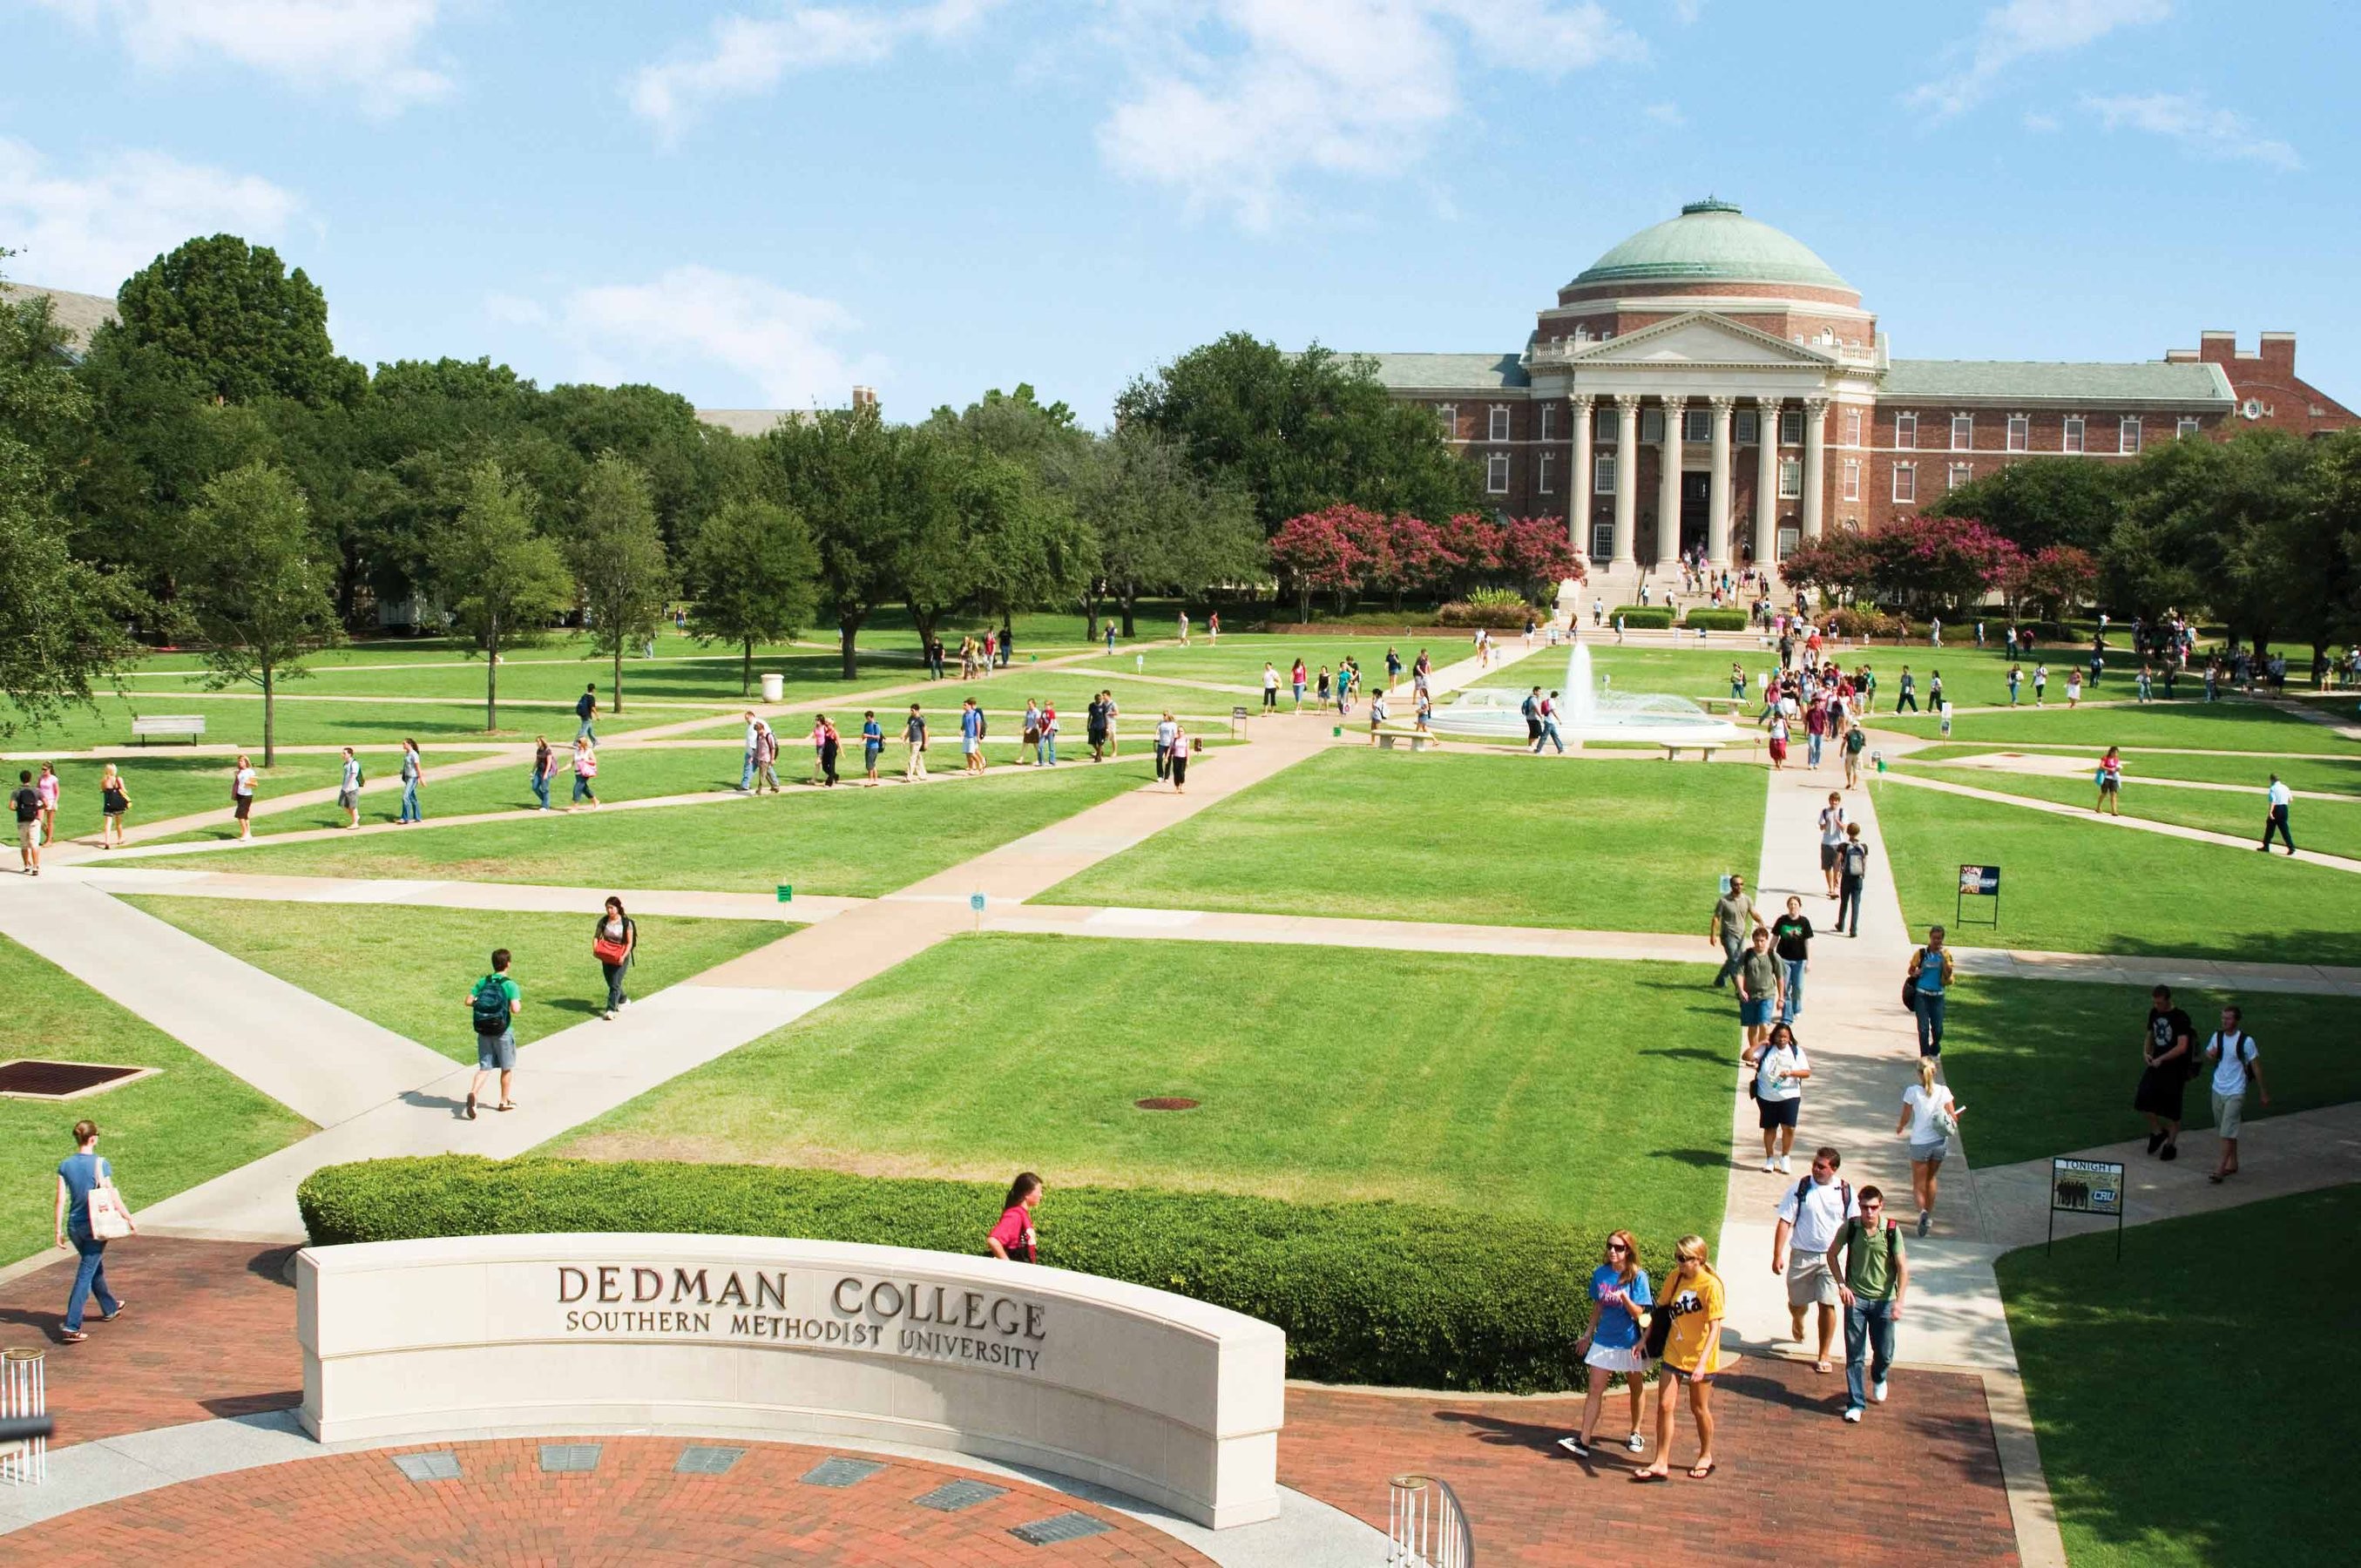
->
xmin=1679 ymin=473 xmax=1709 ymax=556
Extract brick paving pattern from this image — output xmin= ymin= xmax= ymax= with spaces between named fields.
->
xmin=1280 ymin=1362 xmax=2019 ymax=1567
xmin=0 ymin=1438 xmax=1215 ymax=1566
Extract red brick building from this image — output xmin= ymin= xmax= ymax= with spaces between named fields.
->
xmin=1359 ymin=199 xmax=2355 ymax=597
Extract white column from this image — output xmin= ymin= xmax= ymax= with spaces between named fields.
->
xmin=1707 ymin=395 xmax=1735 ymax=569
xmin=1802 ymin=396 xmax=1830 ymax=541
xmin=1568 ymin=395 xmax=1595 ymax=552
xmin=1655 ymin=395 xmax=1686 ymax=571
xmin=1755 ymin=398 xmax=1781 ymax=570
xmin=1611 ymin=394 xmax=1640 ymax=567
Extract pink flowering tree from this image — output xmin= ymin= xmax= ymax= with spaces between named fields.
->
xmin=1269 ymin=504 xmax=1377 ymax=619
xmin=2006 ymin=544 xmax=2100 ymax=622
xmin=1383 ymin=513 xmax=1450 ymax=608
xmin=1493 ymin=517 xmax=1586 ymax=601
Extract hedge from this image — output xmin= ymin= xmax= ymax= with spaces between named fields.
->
xmin=1608 ymin=605 xmax=1674 ymax=629
xmin=1435 ymin=599 xmax=1536 ymax=629
xmin=1681 ymin=609 xmax=1748 ymax=631
xmin=297 ymin=1156 xmax=1602 ymax=1392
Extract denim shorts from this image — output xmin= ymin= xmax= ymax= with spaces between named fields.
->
xmin=476 ymin=1029 xmax=517 ymax=1071
xmin=1740 ymin=997 xmax=1774 ymax=1027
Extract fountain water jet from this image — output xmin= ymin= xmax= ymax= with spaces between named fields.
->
xmin=1425 ymin=642 xmax=1742 ymax=745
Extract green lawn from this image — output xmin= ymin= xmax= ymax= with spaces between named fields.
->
xmin=1999 ymin=1184 xmax=2361 ymax=1568
xmin=98 ymin=749 xmax=497 ymax=842
xmin=557 ymin=933 xmax=1734 ymax=1233
xmin=133 ymin=756 xmax=1169 ymax=896
xmin=0 ymin=935 xmax=312 ymax=1265
xmin=0 ymin=693 xmax=693 ymax=751
xmin=1877 ymin=698 xmax=2349 ymax=753
xmin=1898 ymin=767 xmax=2361 ymax=861
xmin=1059 ymin=635 xmax=1431 ymax=692
xmin=1472 ymin=644 xmax=1759 ymax=702
xmin=1898 ymin=746 xmax=2361 ymax=795
xmin=1870 ymin=779 xmax=2361 ymax=965
xmin=124 ymin=900 xmax=786 ymax=1063
xmin=1938 ymin=979 xmax=2355 ymax=1166
xmin=1041 ymin=748 xmax=1765 ymax=932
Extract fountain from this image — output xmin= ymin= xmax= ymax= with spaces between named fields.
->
xmin=1425 ymin=642 xmax=1744 ymax=746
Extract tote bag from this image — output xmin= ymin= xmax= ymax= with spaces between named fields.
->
xmin=88 ymin=1170 xmax=133 ymax=1240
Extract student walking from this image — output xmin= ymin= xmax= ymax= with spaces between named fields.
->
xmin=2260 ymin=774 xmax=2296 ymax=854
xmin=814 ymin=714 xmax=842 ymax=787
xmin=904 ymin=704 xmax=930 ymax=780
xmin=2007 ymin=664 xmax=2022 ymax=706
xmin=1101 ymin=692 xmax=1120 ymax=758
xmin=1841 ymin=720 xmax=1866 ymax=789
xmin=98 ymin=763 xmax=131 ymax=848
xmin=593 ymin=896 xmax=636 ymax=1020
xmin=337 ymin=747 xmax=362 ymax=828
xmin=577 ymin=684 xmax=599 ymax=742
xmin=1539 ymin=692 xmax=1564 ymax=754
xmin=2135 ymin=984 xmax=2195 ymax=1161
xmin=1773 ymin=1146 xmax=1857 ymax=1371
xmin=2033 ymin=663 xmax=2048 ymax=706
xmin=36 ymin=762 xmax=59 ymax=845
xmin=1557 ymin=1230 xmax=1653 ymax=1460
xmin=1904 ymin=927 xmax=1952 ymax=1056
xmin=1038 ymin=700 xmax=1059 ymax=767
xmin=2065 ymin=667 xmax=2083 ymax=707
xmin=1745 ymin=1023 xmax=1811 ymax=1172
xmin=53 ymin=1119 xmax=132 ymax=1342
xmin=2094 ymin=746 xmax=2123 ymax=815
xmin=1735 ymin=928 xmax=1783 ymax=1053
xmin=1153 ymin=713 xmax=1177 ymax=781
xmin=1771 ymin=896 xmax=1813 ymax=1024
xmin=1817 ymin=793 xmax=1846 ymax=898
xmin=1830 ymin=1185 xmax=1907 ymax=1422
xmin=1896 ymin=1057 xmax=1962 ymax=1236
xmin=1167 ymin=719 xmax=1191 ymax=793
xmin=569 ymin=736 xmax=600 ymax=809
xmin=1019 ymin=700 xmax=1040 ymax=765
xmin=861 ymin=712 xmax=884 ymax=786
xmin=231 ymin=754 xmax=257 ymax=840
xmin=11 ymin=770 xmax=43 ymax=875
xmin=1262 ymin=662 xmax=1280 ymax=712
xmin=2203 ymin=1005 xmax=2268 ymax=1183
xmin=1291 ymin=659 xmax=1308 ymax=713
xmin=739 ymin=710 xmax=763 ymax=791
xmin=962 ymin=700 xmax=986 ymax=774
xmin=1709 ymin=875 xmax=1761 ymax=987
xmin=394 ymin=739 xmax=423 ymax=823
xmin=1836 ymin=822 xmax=1869 ymax=936
xmin=751 ymin=719 xmax=781 ymax=793
xmin=531 ymin=737 xmax=555 ymax=811
xmin=463 ymin=948 xmax=521 ymax=1119
xmin=1631 ymin=1235 xmax=1725 ymax=1483
xmin=987 ymin=1172 xmax=1042 ymax=1262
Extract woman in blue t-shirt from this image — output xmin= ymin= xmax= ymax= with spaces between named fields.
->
xmin=52 ymin=1119 xmax=130 ymax=1342
xmin=1558 ymin=1229 xmax=1654 ymax=1460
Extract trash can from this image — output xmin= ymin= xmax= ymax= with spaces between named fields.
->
xmin=760 ymin=672 xmax=784 ymax=702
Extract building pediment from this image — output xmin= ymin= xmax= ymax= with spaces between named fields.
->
xmin=1560 ymin=311 xmax=1839 ymax=368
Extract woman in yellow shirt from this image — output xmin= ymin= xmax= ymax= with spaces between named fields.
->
xmin=1634 ymin=1233 xmax=1725 ymax=1482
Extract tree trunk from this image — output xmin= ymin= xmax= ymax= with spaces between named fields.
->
xmin=1119 ymin=591 xmax=1138 ymax=639
xmin=261 ymin=659 xmax=277 ymax=769
xmin=612 ymin=642 xmax=625 ymax=714
xmin=741 ymin=638 xmax=754 ymax=696
xmin=485 ymin=614 xmax=501 ymax=732
xmin=838 ymin=615 xmax=863 ymax=680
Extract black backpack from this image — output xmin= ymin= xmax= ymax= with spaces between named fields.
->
xmin=470 ymin=974 xmax=511 ymax=1035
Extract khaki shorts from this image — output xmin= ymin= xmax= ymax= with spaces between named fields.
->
xmin=2211 ymin=1089 xmax=2246 ymax=1139
xmin=1786 ymin=1252 xmax=1838 ymax=1309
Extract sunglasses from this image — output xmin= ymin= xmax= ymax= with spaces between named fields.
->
xmin=1606 ymin=1243 xmax=1630 ymax=1254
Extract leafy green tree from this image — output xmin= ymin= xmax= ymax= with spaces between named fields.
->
xmin=760 ymin=403 xmax=922 ymax=679
xmin=179 ymin=462 xmax=343 ymax=765
xmin=1072 ymin=426 xmax=1263 ymax=635
xmin=1115 ymin=333 xmax=1482 ymax=531
xmin=112 ymin=233 xmax=364 ymax=407
xmin=683 ymin=497 xmax=821 ymax=695
xmin=1925 ymin=456 xmax=2121 ymax=553
xmin=567 ymin=453 xmax=673 ymax=713
xmin=426 ymin=461 xmax=573 ymax=730
xmin=2114 ymin=431 xmax=2312 ymax=643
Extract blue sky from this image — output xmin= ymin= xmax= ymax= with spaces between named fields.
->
xmin=4 ymin=1 xmax=2351 ymax=422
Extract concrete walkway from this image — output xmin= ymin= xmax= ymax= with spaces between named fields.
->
xmin=1879 ymin=767 xmax=2361 ymax=873
xmin=1908 ymin=750 xmax=2361 ymax=801
xmin=49 ymin=863 xmax=857 ymax=924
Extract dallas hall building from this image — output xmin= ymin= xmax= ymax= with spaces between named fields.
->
xmin=1360 ymin=199 xmax=2353 ymax=591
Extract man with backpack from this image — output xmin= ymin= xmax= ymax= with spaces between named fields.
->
xmin=463 ymin=949 xmax=521 ymax=1120
xmin=2203 ymin=1005 xmax=2269 ymax=1184
xmin=1828 ymin=1183 xmax=1908 ymax=1423
xmin=577 ymin=684 xmax=599 ymax=742
xmin=1522 ymin=686 xmax=1545 ymax=750
xmin=1773 ymin=1147 xmax=1859 ymax=1375
xmin=1836 ymin=822 xmax=1871 ymax=938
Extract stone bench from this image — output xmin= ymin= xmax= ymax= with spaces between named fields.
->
xmin=131 ymin=714 xmax=206 ymax=744
xmin=1373 ymin=728 xmax=1438 ymax=752
xmin=1660 ymin=740 xmax=1729 ymax=761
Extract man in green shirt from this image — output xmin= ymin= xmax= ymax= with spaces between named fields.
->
xmin=1828 ymin=1184 xmax=1909 ymax=1422
xmin=463 ymin=948 xmax=522 ymax=1121
xmin=1735 ymin=927 xmax=1783 ymax=1051
xmin=1709 ymin=874 xmax=1762 ymax=988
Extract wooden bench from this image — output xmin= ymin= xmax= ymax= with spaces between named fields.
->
xmin=131 ymin=715 xmax=206 ymax=745
xmin=1659 ymin=740 xmax=1728 ymax=761
xmin=1374 ymin=727 xmax=1438 ymax=752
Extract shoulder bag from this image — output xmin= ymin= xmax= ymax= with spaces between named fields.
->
xmin=87 ymin=1164 xmax=133 ymax=1240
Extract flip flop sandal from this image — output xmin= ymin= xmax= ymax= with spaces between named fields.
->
xmin=1688 ymin=1462 xmax=1717 ymax=1479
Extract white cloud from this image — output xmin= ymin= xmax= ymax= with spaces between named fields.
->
xmin=35 ymin=1 xmax=452 ymax=114
xmin=630 ymin=0 xmax=1007 ymax=138
xmin=542 ymin=266 xmax=884 ymax=408
xmin=1906 ymin=0 xmax=2169 ymax=118
xmin=0 ymin=138 xmax=301 ymax=292
xmin=2082 ymin=91 xmax=2299 ymax=170
xmin=2021 ymin=109 xmax=2061 ymax=132
xmin=1097 ymin=0 xmax=1640 ymax=229
xmin=1644 ymin=100 xmax=1684 ymax=126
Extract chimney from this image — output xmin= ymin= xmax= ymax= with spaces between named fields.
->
xmin=2197 ymin=331 xmax=2236 ymax=363
xmin=2258 ymin=332 xmax=2296 ymax=370
xmin=851 ymin=385 xmax=878 ymax=410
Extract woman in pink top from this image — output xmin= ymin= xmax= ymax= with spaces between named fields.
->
xmin=36 ymin=763 xmax=60 ymax=845
xmin=986 ymin=1172 xmax=1041 ymax=1263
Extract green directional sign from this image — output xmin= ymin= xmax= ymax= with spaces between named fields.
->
xmin=776 ymin=885 xmax=793 ymax=902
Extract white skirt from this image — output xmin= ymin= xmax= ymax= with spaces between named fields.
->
xmin=1584 ymin=1341 xmax=1649 ymax=1375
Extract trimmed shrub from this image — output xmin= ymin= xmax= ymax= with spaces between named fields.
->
xmin=1681 ymin=609 xmax=1748 ymax=631
xmin=1435 ymin=599 xmax=1535 ymax=629
xmin=296 ymin=1156 xmax=1599 ymax=1392
xmin=1824 ymin=607 xmax=1902 ymax=639
xmin=1607 ymin=605 xmax=1674 ymax=629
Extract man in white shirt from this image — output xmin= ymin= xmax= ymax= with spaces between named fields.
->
xmin=2204 ymin=1006 xmax=2270 ymax=1183
xmin=1262 ymin=663 xmax=1280 ymax=713
xmin=2261 ymin=774 xmax=2296 ymax=855
xmin=1773 ymin=1146 xmax=1860 ymax=1373
xmin=739 ymin=711 xmax=762 ymax=792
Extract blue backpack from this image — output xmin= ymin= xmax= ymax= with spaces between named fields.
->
xmin=470 ymin=974 xmax=511 ymax=1035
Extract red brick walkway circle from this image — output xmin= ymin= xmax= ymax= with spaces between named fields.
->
xmin=1 ymin=1436 xmax=1215 ymax=1566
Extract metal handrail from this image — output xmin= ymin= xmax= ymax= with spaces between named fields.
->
xmin=1387 ymin=1472 xmax=1474 ymax=1568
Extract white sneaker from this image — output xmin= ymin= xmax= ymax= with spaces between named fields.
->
xmin=1843 ymin=1407 xmax=1863 ymax=1423
xmin=1776 ymin=1156 xmax=1791 ymax=1174
xmin=1626 ymin=1432 xmax=1646 ymax=1453
xmin=1762 ymin=1158 xmax=1776 ymax=1173
xmin=1872 ymin=1380 xmax=1888 ymax=1403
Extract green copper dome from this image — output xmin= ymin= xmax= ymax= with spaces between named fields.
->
xmin=1572 ymin=199 xmax=1852 ymax=293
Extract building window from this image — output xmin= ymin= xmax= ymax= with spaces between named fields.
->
xmin=1778 ymin=458 xmax=1803 ymax=499
xmin=1539 ymin=403 xmax=1554 ymax=442
xmin=1486 ymin=453 xmax=1510 ymax=494
xmin=2177 ymin=416 xmax=2201 ymax=439
xmin=2120 ymin=416 xmax=2141 ymax=454
xmin=1539 ymin=451 xmax=1555 ymax=494
xmin=1841 ymin=458 xmax=1861 ymax=502
xmin=2006 ymin=414 xmax=2029 ymax=452
xmin=1735 ymin=410 xmax=1758 ymax=443
xmin=1895 ymin=411 xmax=1917 ymax=448
xmin=1641 ymin=408 xmax=1665 ymax=443
xmin=1893 ymin=463 xmax=1917 ymax=504
xmin=1594 ymin=453 xmax=1618 ymax=494
xmin=1950 ymin=413 xmax=1973 ymax=450
xmin=1781 ymin=409 xmax=1803 ymax=445
xmin=1948 ymin=462 xmax=1972 ymax=493
xmin=1841 ymin=407 xmax=1862 ymax=446
xmin=2063 ymin=416 xmax=2086 ymax=454
xmin=1683 ymin=408 xmax=1710 ymax=443
xmin=1489 ymin=406 xmax=1511 ymax=442
xmin=1438 ymin=404 xmax=1456 ymax=438
xmin=1596 ymin=406 xmax=1619 ymax=443
xmin=1573 ymin=324 xmax=1592 ymax=343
